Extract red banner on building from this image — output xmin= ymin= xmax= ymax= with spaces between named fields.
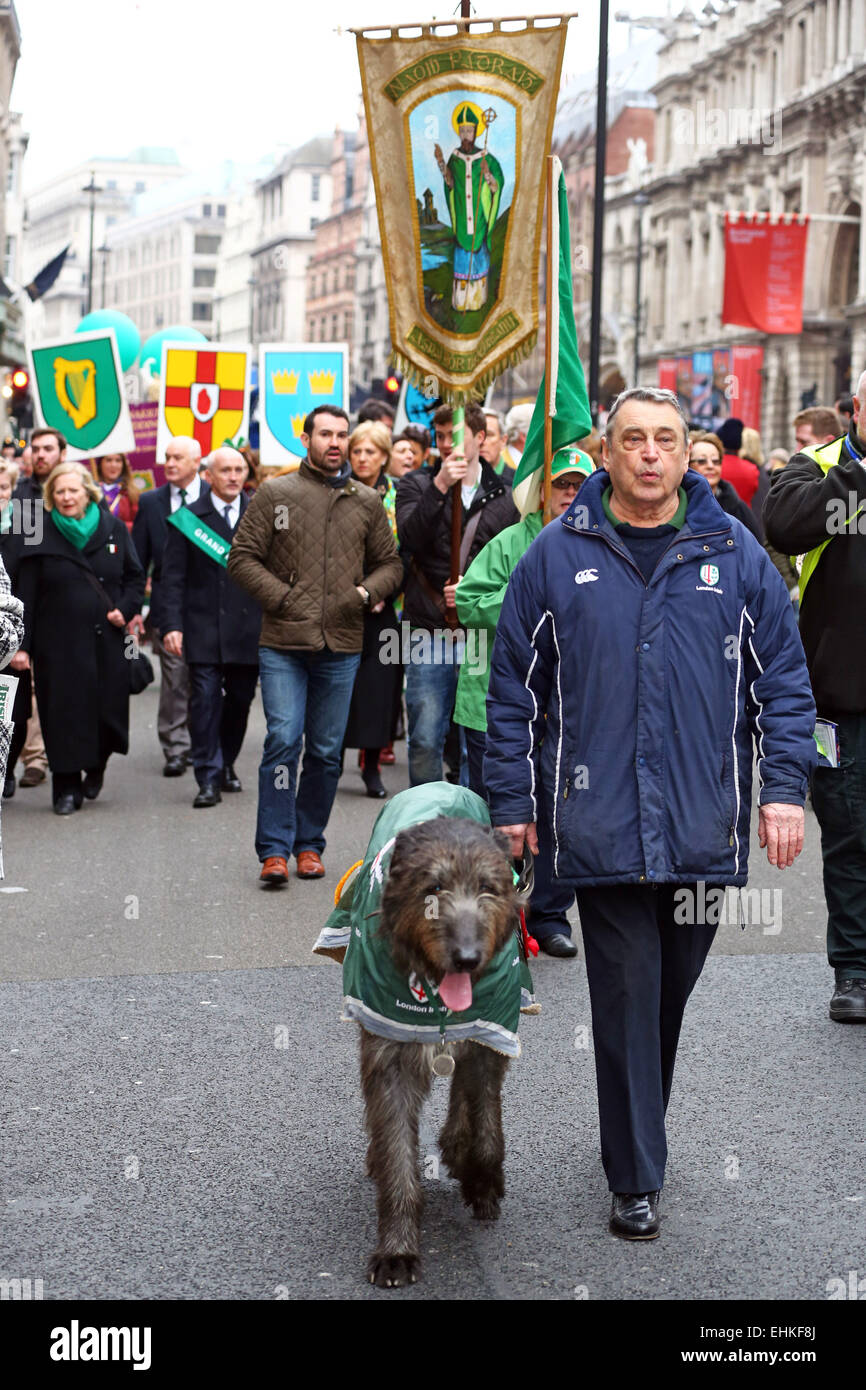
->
xmin=658 ymin=358 xmax=677 ymax=393
xmin=722 ymin=214 xmax=808 ymax=334
xmin=730 ymin=345 xmax=764 ymax=432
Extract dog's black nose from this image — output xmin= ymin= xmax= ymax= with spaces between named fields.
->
xmin=453 ymin=950 xmax=481 ymax=972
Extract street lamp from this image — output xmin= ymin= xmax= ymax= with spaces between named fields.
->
xmin=81 ymin=171 xmax=103 ymax=315
xmin=632 ymin=191 xmax=649 ymax=384
xmin=97 ymin=242 xmax=110 ymax=309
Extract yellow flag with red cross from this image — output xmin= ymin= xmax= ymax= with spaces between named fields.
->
xmin=156 ymin=342 xmax=251 ymax=461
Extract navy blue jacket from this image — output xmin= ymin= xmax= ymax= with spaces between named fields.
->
xmin=159 ymin=491 xmax=260 ymax=666
xmin=484 ymin=467 xmax=817 ymax=887
xmin=131 ymin=480 xmax=210 ymax=632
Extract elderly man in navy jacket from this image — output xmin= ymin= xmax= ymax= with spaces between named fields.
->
xmin=160 ymin=448 xmax=261 ymax=808
xmin=486 ymin=387 xmax=817 ymax=1240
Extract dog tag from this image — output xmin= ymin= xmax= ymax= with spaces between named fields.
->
xmin=432 ymin=1052 xmax=455 ymax=1077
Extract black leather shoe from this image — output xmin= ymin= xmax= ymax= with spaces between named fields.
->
xmin=610 ymin=1191 xmax=660 ymax=1240
xmin=538 ymin=933 xmax=578 ymax=958
xmin=193 ymin=784 xmax=222 ymax=809
xmin=53 ymin=794 xmax=79 ymax=816
xmin=829 ymin=978 xmax=866 ymax=1023
xmin=3 ymin=775 xmax=14 ymax=799
xmin=221 ymin=764 xmax=242 ymax=793
xmin=82 ymin=772 xmax=103 ymax=801
xmin=163 ymin=757 xmax=186 ymax=778
xmin=362 ymin=770 xmax=387 ymax=799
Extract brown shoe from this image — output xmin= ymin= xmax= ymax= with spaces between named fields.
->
xmin=259 ymin=856 xmax=289 ymax=886
xmin=20 ymin=766 xmax=47 ymax=787
xmin=296 ymin=850 xmax=325 ymax=879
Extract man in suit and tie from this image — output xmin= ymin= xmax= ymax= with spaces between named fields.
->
xmin=159 ymin=448 xmax=261 ymax=808
xmin=130 ymin=436 xmax=207 ymax=776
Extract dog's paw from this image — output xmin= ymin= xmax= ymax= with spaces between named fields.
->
xmin=470 ymin=1193 xmax=501 ymax=1222
xmin=367 ymin=1252 xmax=420 ymax=1288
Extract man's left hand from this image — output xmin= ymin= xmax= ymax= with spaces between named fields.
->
xmin=758 ymin=802 xmax=805 ymax=869
xmin=443 ymin=575 xmax=463 ymax=609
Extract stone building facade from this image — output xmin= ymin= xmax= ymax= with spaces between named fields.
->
xmin=643 ymin=0 xmax=866 ymax=443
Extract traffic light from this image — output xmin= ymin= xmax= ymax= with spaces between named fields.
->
xmin=382 ymin=371 xmax=402 ymax=404
xmin=7 ymin=365 xmax=33 ymax=431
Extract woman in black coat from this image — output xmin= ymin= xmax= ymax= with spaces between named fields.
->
xmin=689 ymin=432 xmax=761 ymax=538
xmin=341 ymin=422 xmax=405 ymax=798
xmin=15 ymin=462 xmax=144 ymax=814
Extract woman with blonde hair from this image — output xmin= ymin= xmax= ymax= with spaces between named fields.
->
xmin=14 ymin=462 xmax=144 ymax=814
xmin=342 ymin=419 xmax=404 ymax=796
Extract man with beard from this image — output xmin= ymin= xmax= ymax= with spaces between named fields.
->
xmin=227 ymin=406 xmax=402 ymax=886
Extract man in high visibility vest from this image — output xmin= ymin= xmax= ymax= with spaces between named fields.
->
xmin=765 ymin=371 xmax=866 ymax=1023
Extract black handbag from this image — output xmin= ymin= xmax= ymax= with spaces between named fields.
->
xmin=79 ymin=564 xmax=155 ymax=695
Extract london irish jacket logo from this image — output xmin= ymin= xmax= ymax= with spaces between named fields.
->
xmin=699 ymin=563 xmax=720 ymax=586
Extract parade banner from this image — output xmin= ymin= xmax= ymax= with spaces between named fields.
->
xmin=356 ymin=16 xmax=569 ymax=402
xmin=258 ymin=343 xmax=349 ymax=465
xmin=156 ymin=342 xmax=251 ymax=462
xmin=722 ymin=214 xmax=809 ymax=335
xmin=27 ymin=329 xmax=135 ymax=461
xmin=730 ymin=344 xmax=764 ymax=432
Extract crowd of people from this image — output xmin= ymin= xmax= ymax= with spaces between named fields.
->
xmin=0 ymin=376 xmax=864 ymax=1240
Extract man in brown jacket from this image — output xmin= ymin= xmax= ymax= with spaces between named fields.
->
xmin=227 ymin=406 xmax=402 ymax=885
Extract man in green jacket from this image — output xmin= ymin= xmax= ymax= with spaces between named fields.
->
xmin=451 ymin=445 xmax=594 ymax=956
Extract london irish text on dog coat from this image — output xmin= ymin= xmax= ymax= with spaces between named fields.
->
xmin=313 ymin=784 xmax=534 ymax=1058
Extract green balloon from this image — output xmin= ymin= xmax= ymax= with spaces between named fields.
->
xmin=139 ymin=325 xmax=208 ymax=375
xmin=76 ymin=310 xmax=141 ymax=372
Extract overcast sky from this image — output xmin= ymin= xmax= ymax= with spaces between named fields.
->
xmin=12 ymin=0 xmax=673 ymax=189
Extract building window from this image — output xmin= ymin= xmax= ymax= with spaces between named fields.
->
xmin=4 ymin=235 xmax=13 ymax=279
xmin=106 ymin=179 xmax=117 ymax=191
xmin=312 ymin=173 xmax=321 ymax=202
xmin=193 ymin=267 xmax=216 ymax=287
xmin=192 ymin=301 xmax=212 ymax=321
xmin=217 ymin=203 xmax=226 ymax=218
xmin=6 ymin=154 xmax=16 ymax=194
xmin=135 ymin=180 xmax=146 ymax=194
xmin=202 ymin=203 xmax=212 ymax=218
xmin=310 ymin=217 xmax=319 ymax=230
xmin=331 ymin=314 xmax=338 ymax=338
xmin=194 ymin=234 xmax=221 ymax=255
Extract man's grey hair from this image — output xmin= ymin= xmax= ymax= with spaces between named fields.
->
xmin=484 ymin=410 xmax=506 ymax=434
xmin=605 ymin=387 xmax=690 ymax=443
xmin=855 ymin=369 xmax=866 ymax=405
xmin=504 ymin=403 xmax=533 ymax=442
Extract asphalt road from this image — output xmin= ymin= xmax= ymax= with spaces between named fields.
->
xmin=1 ymin=679 xmax=863 ymax=1301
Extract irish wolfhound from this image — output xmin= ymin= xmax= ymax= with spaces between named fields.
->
xmin=360 ymin=816 xmax=520 ymax=1289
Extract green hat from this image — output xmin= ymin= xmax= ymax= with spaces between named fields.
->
xmin=551 ymin=445 xmax=594 ymax=480
xmin=456 ymin=105 xmax=479 ymax=127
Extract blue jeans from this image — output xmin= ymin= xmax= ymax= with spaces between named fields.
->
xmin=405 ymin=654 xmax=461 ymax=786
xmin=256 ymin=646 xmax=360 ymax=862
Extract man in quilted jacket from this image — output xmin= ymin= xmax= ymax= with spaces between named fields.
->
xmin=227 ymin=406 xmax=402 ymax=886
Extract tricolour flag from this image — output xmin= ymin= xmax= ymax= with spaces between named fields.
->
xmin=512 ymin=156 xmax=592 ymax=514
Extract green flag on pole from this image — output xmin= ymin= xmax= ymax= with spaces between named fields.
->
xmin=512 ymin=156 xmax=592 ymax=512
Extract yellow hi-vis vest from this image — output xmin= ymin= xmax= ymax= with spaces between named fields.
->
xmin=794 ymin=436 xmax=866 ymax=603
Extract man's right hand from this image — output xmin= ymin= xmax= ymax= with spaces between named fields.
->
xmin=9 ymin=651 xmax=29 ymax=671
xmin=128 ymin=614 xmax=146 ymax=640
xmin=163 ymin=630 xmax=183 ymax=657
xmin=435 ymin=449 xmax=467 ymax=493
xmin=495 ymin=822 xmax=539 ymax=859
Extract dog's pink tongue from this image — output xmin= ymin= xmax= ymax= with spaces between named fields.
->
xmin=438 ymin=972 xmax=473 ymax=1012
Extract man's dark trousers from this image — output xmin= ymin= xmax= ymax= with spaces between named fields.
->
xmin=188 ymin=662 xmax=258 ymax=787
xmin=575 ymin=882 xmax=717 ymax=1193
xmin=466 ymin=725 xmax=574 ymax=939
xmin=810 ymin=711 xmax=866 ymax=982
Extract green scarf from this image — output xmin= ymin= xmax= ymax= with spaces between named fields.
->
xmin=51 ymin=501 xmax=101 ymax=550
xmin=313 ymin=784 xmax=535 ymax=1058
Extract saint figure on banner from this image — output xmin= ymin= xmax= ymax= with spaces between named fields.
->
xmin=434 ymin=101 xmax=504 ymax=314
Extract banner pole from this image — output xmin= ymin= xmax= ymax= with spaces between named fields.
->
xmin=543 ymin=154 xmax=555 ymax=524
xmin=449 ymin=0 xmax=471 ymax=586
